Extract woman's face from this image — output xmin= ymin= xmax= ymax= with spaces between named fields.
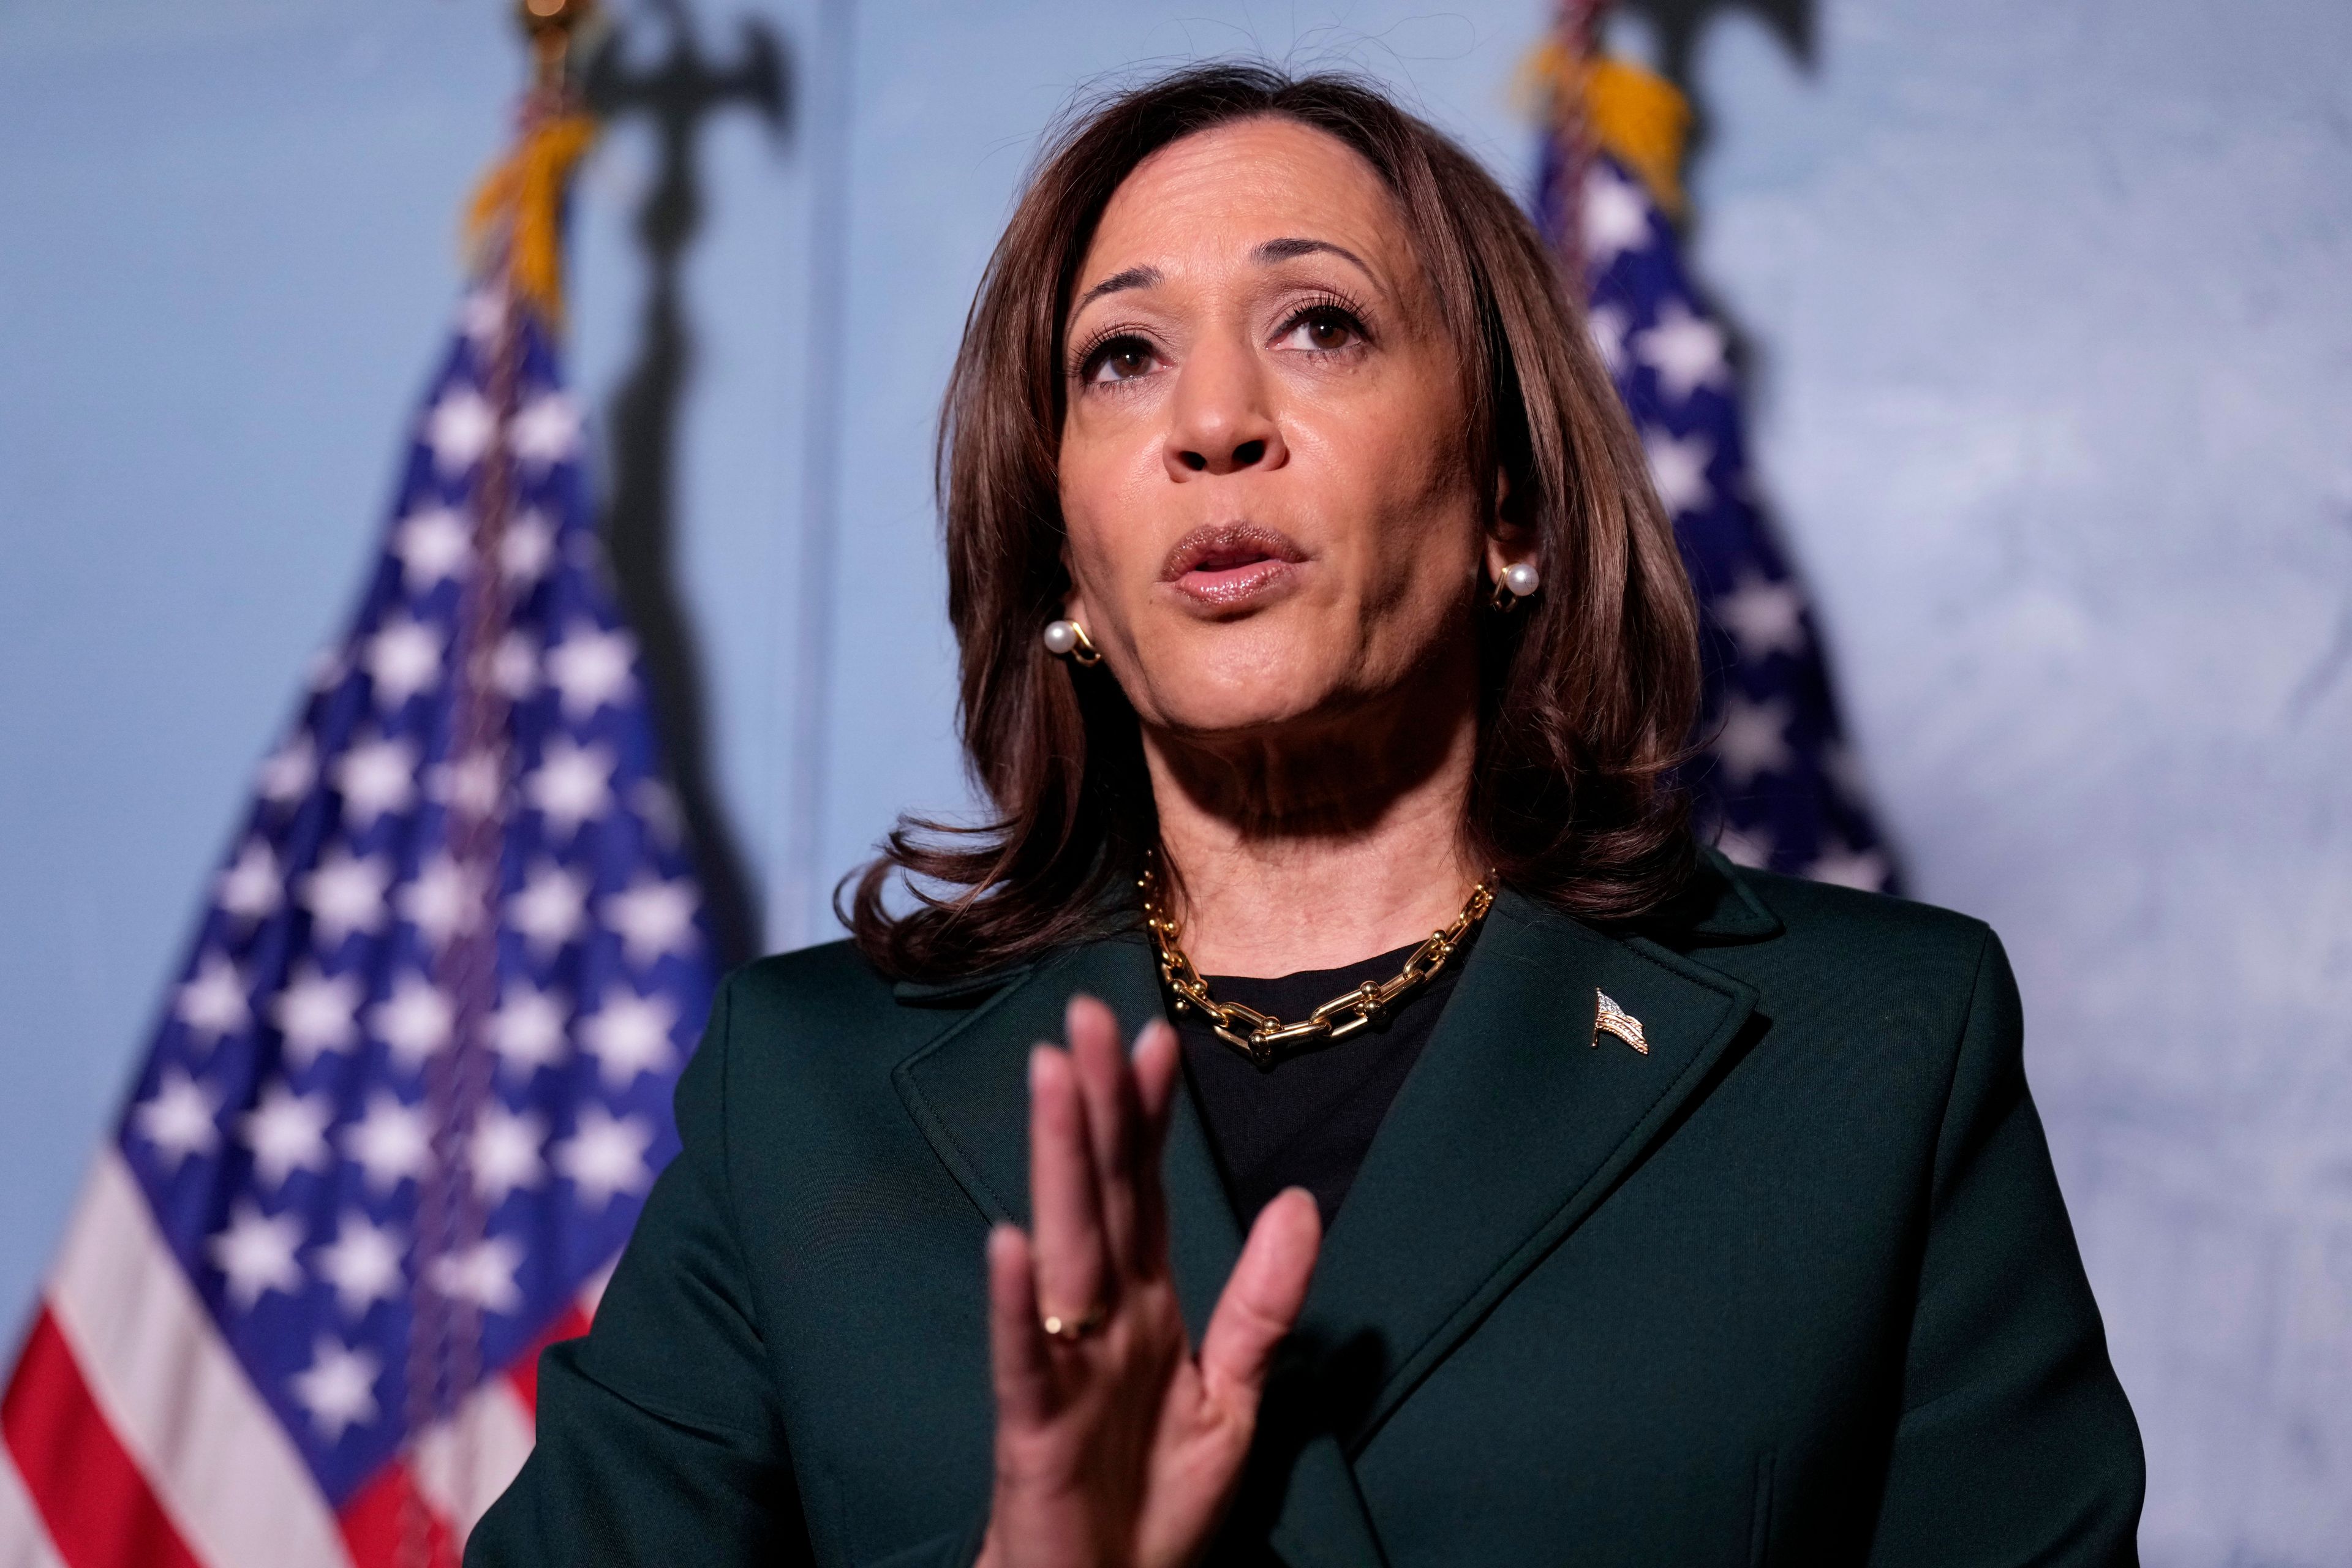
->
xmin=1057 ymin=117 xmax=1513 ymax=748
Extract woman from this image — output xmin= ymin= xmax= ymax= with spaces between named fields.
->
xmin=472 ymin=64 xmax=2143 ymax=1566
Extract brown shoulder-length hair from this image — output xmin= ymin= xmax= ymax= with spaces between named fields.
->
xmin=845 ymin=62 xmax=1700 ymax=981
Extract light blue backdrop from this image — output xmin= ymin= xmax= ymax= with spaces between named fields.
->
xmin=2 ymin=1 xmax=2346 ymax=1560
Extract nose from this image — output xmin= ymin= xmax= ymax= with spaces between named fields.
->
xmin=1162 ymin=337 xmax=1287 ymax=481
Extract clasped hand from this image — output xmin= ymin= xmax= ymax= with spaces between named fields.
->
xmin=976 ymin=998 xmax=1322 ymax=1568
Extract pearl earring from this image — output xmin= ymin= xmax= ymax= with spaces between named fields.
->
xmin=1490 ymin=560 xmax=1541 ymax=612
xmin=1042 ymin=617 xmax=1102 ymax=666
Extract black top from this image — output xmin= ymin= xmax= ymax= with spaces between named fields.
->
xmin=1174 ymin=934 xmax=1472 ymax=1228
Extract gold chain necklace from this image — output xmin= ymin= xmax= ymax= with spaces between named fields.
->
xmin=1139 ymin=855 xmax=1497 ymax=1068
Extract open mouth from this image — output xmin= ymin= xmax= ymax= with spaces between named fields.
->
xmin=1161 ymin=523 xmax=1308 ymax=608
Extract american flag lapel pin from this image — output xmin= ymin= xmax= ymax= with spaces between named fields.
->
xmin=1591 ymin=990 xmax=1649 ymax=1055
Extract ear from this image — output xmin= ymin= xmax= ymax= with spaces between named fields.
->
xmin=1483 ymin=467 xmax=1535 ymax=582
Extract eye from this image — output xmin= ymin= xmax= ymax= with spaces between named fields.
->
xmin=1080 ymin=334 xmax=1160 ymax=386
xmin=1275 ymin=303 xmax=1365 ymax=355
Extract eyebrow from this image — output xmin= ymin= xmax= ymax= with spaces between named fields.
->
xmin=1068 ymin=236 xmax=1380 ymax=318
xmin=1072 ymin=265 xmax=1161 ymax=314
xmin=1253 ymin=236 xmax=1377 ymax=282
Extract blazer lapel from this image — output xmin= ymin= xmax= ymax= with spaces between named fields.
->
xmin=891 ymin=932 xmax=1247 ymax=1330
xmin=888 ymin=895 xmax=1755 ymax=1568
xmin=892 ymin=933 xmax=1385 ymax=1567
xmin=1287 ymin=890 xmax=1760 ymax=1454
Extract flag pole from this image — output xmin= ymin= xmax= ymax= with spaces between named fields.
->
xmin=405 ymin=9 xmax=597 ymax=1564
xmin=1550 ymin=0 xmax=1609 ymax=267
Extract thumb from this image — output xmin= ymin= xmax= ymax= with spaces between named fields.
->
xmin=1197 ymin=1187 xmax=1321 ymax=1411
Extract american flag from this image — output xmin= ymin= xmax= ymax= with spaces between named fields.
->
xmin=1539 ymin=62 xmax=1898 ymax=892
xmin=0 ymin=268 xmax=714 ymax=1564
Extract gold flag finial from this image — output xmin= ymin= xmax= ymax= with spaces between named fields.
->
xmin=461 ymin=0 xmax=601 ymax=326
xmin=1514 ymin=26 xmax=1695 ymax=215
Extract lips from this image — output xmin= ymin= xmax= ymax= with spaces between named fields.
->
xmin=1160 ymin=522 xmax=1308 ymax=609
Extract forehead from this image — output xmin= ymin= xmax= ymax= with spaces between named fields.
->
xmin=1077 ymin=117 xmax=1412 ymax=295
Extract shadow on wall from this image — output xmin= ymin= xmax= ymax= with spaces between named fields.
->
xmin=584 ymin=0 xmax=788 ymax=970
xmin=1615 ymin=0 xmax=1812 ymax=170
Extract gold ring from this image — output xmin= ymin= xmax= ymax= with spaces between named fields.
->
xmin=1039 ymin=1304 xmax=1107 ymax=1343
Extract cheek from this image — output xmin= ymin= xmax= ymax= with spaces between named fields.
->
xmin=1292 ymin=404 xmax=1483 ymax=594
xmin=1056 ymin=429 xmax=1161 ymax=594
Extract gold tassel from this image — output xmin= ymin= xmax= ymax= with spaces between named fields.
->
xmin=461 ymin=111 xmax=598 ymax=325
xmin=1515 ymin=45 xmax=1694 ymax=216
xmin=1581 ymin=57 xmax=1691 ymax=215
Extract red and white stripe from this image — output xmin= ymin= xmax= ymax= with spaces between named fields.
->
xmin=0 ymin=1153 xmax=597 ymax=1568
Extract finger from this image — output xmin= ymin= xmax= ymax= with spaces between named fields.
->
xmin=1066 ymin=996 xmax=1142 ymax=1275
xmin=1128 ymin=1019 xmax=1181 ymax=1271
xmin=986 ymin=1224 xmax=1054 ymax=1426
xmin=1199 ymin=1187 xmax=1321 ymax=1412
xmin=1133 ymin=1017 xmax=1180 ymax=1133
xmin=1028 ymin=1044 xmax=1109 ymax=1336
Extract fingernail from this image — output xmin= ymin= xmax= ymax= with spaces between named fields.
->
xmin=1029 ymin=1045 xmax=1049 ymax=1091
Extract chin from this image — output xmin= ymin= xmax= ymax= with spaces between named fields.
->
xmin=1130 ymin=630 xmax=1347 ymax=741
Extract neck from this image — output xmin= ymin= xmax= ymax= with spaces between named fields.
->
xmin=1141 ymin=672 xmax=1482 ymax=978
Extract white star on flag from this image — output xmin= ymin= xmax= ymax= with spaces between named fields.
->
xmin=1634 ymin=301 xmax=1730 ymax=402
xmin=273 ymin=963 xmax=363 ymax=1068
xmin=371 ymin=973 xmax=454 ymax=1072
xmin=216 ymin=840 xmax=282 ymax=922
xmin=508 ymin=392 xmax=581 ymax=467
xmin=238 ymin=1081 xmax=334 ymax=1190
xmin=554 ymin=1105 xmax=655 ymax=1210
xmin=1643 ymin=428 xmax=1713 ymax=518
xmin=257 ymin=734 xmax=317 ymax=805
xmin=363 ymin=614 xmax=446 ymax=709
xmin=582 ymin=987 xmax=679 ymax=1090
xmin=1714 ymin=575 xmax=1808 ymax=662
xmin=209 ymin=1200 xmax=304 ymax=1309
xmin=431 ymin=1236 xmax=525 ymax=1316
xmin=177 ymin=953 xmax=250 ymax=1042
xmin=470 ymin=1102 xmax=549 ymax=1205
xmin=1586 ymin=301 xmax=1630 ymax=376
xmin=460 ymin=288 xmax=506 ymax=345
xmin=492 ymin=630 xmax=541 ymax=699
xmin=1713 ymin=695 xmax=1794 ymax=786
xmin=546 ymin=625 xmax=636 ymax=718
xmin=428 ymin=750 xmax=505 ymax=819
xmin=526 ymin=739 xmax=615 ymax=837
xmin=398 ymin=853 xmax=483 ymax=949
xmin=426 ymin=386 xmax=497 ymax=474
xmin=300 ymin=847 xmax=392 ymax=946
xmin=307 ymin=648 xmax=349 ymax=695
xmin=342 ymin=1091 xmax=432 ymax=1194
xmin=490 ymin=982 xmax=570 ymax=1076
xmin=314 ymin=1212 xmax=406 ymax=1317
xmin=604 ymin=876 xmax=698 ymax=966
xmin=133 ymin=1068 xmax=219 ymax=1170
xmin=1582 ymin=164 xmax=1651 ymax=265
xmin=1715 ymin=823 xmax=1774 ymax=870
xmin=331 ymin=734 xmax=420 ymax=829
xmin=1809 ymin=845 xmax=1891 ymax=892
xmin=501 ymin=509 xmax=556 ymax=583
xmin=393 ymin=506 xmax=472 ymax=591
xmin=291 ymin=1338 xmax=381 ymax=1441
xmin=510 ymin=862 xmax=589 ymax=954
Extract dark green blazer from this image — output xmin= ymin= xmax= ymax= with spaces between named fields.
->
xmin=469 ymin=855 xmax=2143 ymax=1567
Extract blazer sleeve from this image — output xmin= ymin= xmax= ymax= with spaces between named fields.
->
xmin=467 ymin=973 xmax=815 ymax=1567
xmin=1866 ymin=930 xmax=2145 ymax=1566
